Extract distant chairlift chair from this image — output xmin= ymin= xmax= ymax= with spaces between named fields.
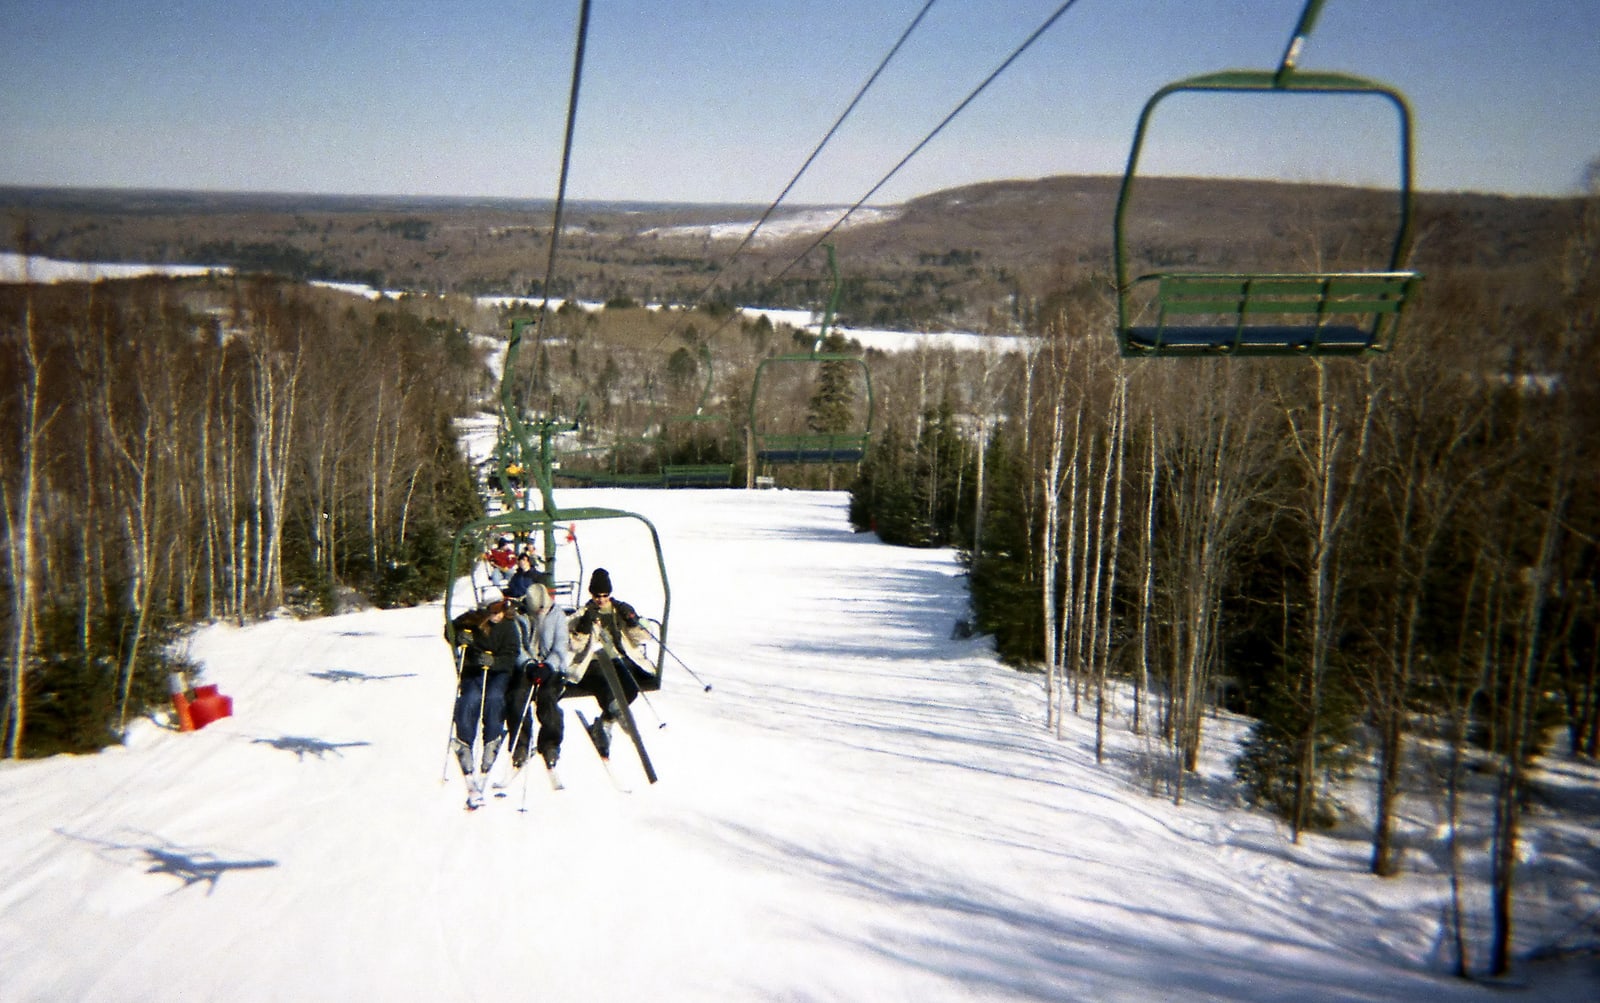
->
xmin=662 ymin=344 xmax=735 ymax=488
xmin=747 ymin=246 xmax=875 ymax=470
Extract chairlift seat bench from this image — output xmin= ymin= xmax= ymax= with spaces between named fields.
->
xmin=1122 ymin=271 xmax=1420 ymax=357
xmin=662 ymin=464 xmax=734 ymax=487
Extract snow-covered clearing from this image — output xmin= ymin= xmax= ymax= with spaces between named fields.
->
xmin=638 ymin=206 xmax=901 ymax=244
xmin=0 ymin=251 xmax=228 ymax=283
xmin=1 ymin=489 xmax=1596 ymax=1002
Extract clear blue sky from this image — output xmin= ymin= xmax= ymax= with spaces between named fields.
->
xmin=2 ymin=0 xmax=1596 ymax=204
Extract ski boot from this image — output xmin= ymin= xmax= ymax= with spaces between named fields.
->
xmin=451 ymin=736 xmax=474 ymax=776
xmin=587 ymin=715 xmax=612 ymax=759
xmin=464 ymin=772 xmax=486 ymax=810
xmin=480 ymin=735 xmax=504 ymax=775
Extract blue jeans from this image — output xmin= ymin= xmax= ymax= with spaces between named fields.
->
xmin=454 ymin=668 xmax=510 ymax=745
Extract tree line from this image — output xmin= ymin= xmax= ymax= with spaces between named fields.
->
xmin=1 ymin=273 xmax=482 ymax=757
xmin=844 ymin=195 xmax=1598 ymax=976
xmin=844 ymin=195 xmax=1593 ymax=972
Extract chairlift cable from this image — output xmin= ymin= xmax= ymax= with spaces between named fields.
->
xmin=506 ymin=0 xmax=592 ymax=459
xmin=765 ymin=0 xmax=1083 ymax=290
xmin=649 ymin=0 xmax=939 ymax=356
xmin=653 ymin=0 xmax=1081 ymax=408
xmin=536 ymin=0 xmax=591 ymax=344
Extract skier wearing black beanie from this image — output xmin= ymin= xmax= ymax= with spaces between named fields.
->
xmin=567 ymin=568 xmax=656 ymax=758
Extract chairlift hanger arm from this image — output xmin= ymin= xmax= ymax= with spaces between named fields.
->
xmin=691 ymin=341 xmax=716 ymax=417
xmin=1113 ymin=71 xmax=1416 ymax=298
xmin=1276 ymin=0 xmax=1327 ymax=83
xmin=1115 ymin=66 xmax=1416 ymax=278
xmin=811 ymin=243 xmax=842 ymax=355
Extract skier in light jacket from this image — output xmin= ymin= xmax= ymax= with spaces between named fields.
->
xmin=566 ymin=568 xmax=658 ymax=758
xmin=507 ymin=582 xmax=572 ymax=770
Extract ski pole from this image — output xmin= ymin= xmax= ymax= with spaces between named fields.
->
xmin=634 ymin=685 xmax=667 ymax=730
xmin=641 ymin=625 xmax=713 ymax=692
xmin=505 ymin=667 xmax=538 ymax=772
xmin=518 ymin=757 xmax=534 ymax=813
xmin=440 ymin=643 xmax=468 ymax=783
xmin=602 ymin=635 xmax=668 ymax=729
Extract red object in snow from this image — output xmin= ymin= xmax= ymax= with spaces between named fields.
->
xmin=188 ymin=684 xmax=234 ymax=730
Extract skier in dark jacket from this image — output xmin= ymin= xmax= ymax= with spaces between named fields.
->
xmin=449 ymin=598 xmax=521 ymax=807
xmin=503 ymin=552 xmax=539 ymax=602
xmin=566 ymin=568 xmax=658 ymax=758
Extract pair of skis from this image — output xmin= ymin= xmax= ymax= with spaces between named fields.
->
xmin=461 ymin=649 xmax=657 ymax=810
xmin=584 ymin=647 xmax=658 ymax=785
xmin=487 ymin=756 xmax=565 ymax=809
xmin=466 ymin=717 xmax=620 ymax=809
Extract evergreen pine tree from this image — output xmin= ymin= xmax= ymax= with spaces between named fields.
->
xmin=806 ymin=336 xmax=857 ymax=437
xmin=966 ymin=426 xmax=1042 ymax=663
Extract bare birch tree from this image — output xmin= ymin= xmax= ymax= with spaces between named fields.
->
xmin=1362 ymin=321 xmax=1494 ymax=875
xmin=1154 ymin=362 xmax=1276 ymax=802
xmin=1276 ymin=359 xmax=1378 ymax=839
xmin=2 ymin=292 xmax=61 ymax=757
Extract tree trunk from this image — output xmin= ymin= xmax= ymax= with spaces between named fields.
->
xmin=3 ymin=298 xmax=58 ymax=757
xmin=1135 ymin=411 xmax=1157 ymax=736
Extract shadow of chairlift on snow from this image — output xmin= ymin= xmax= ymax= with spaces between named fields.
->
xmin=57 ymin=827 xmax=278 ymax=896
xmin=141 ymin=844 xmax=278 ymax=894
xmin=307 ymin=668 xmax=417 ymax=683
xmin=251 ymin=735 xmax=372 ymax=761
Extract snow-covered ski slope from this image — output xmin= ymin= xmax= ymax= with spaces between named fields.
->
xmin=2 ymin=489 xmax=1596 ymax=1002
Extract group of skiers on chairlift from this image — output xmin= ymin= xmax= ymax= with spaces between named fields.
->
xmin=447 ymin=559 xmax=656 ymax=807
xmin=481 ymin=536 xmax=526 ymax=589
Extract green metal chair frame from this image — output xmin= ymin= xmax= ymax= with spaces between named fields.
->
xmin=1113 ymin=3 xmax=1422 ymax=358
xmin=444 ymin=506 xmax=671 ymax=657
xmin=556 ymin=436 xmax=668 ymax=488
xmin=661 ymin=464 xmax=735 ymax=488
xmin=449 ymin=315 xmax=672 ymax=655
xmin=749 ymin=355 xmax=874 ymax=465
xmin=747 ymin=246 xmax=875 ymax=465
xmin=663 ymin=343 xmax=735 ymax=486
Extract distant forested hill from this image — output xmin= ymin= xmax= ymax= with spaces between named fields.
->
xmin=1 ymin=178 xmax=1581 ymax=331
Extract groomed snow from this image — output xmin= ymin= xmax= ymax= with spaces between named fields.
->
xmin=1 ymin=489 xmax=1595 ymax=1002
